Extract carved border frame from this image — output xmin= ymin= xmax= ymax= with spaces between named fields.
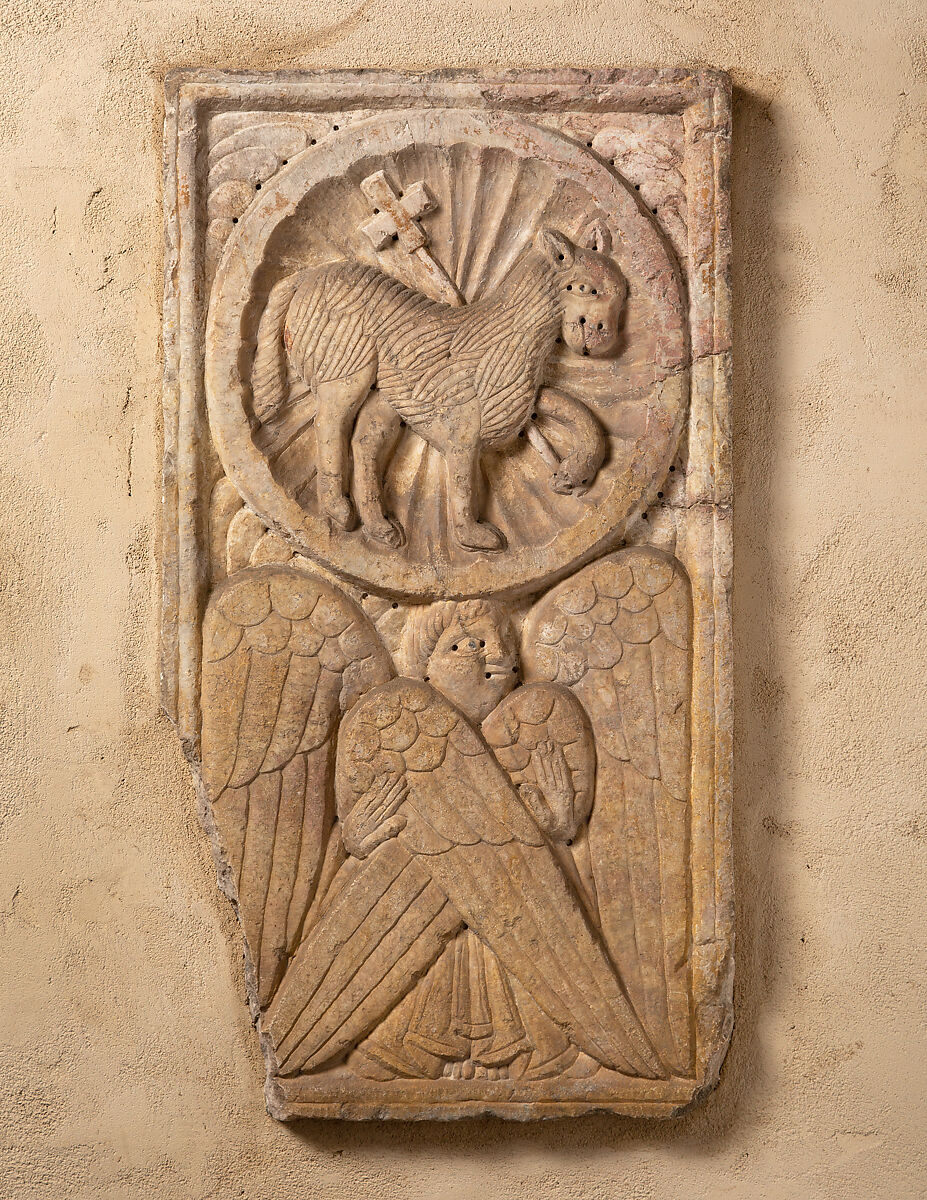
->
xmin=162 ymin=68 xmax=732 ymax=1119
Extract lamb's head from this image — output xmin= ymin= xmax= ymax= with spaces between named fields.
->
xmin=536 ymin=223 xmax=628 ymax=358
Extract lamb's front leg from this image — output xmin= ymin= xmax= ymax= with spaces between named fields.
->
xmin=444 ymin=438 xmax=505 ymax=553
xmin=314 ymin=363 xmax=376 ymax=531
xmin=352 ymin=394 xmax=405 ymax=549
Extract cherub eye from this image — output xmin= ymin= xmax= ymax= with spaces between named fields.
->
xmin=451 ymin=644 xmax=458 ymax=651
xmin=479 ymin=640 xmax=486 ymax=648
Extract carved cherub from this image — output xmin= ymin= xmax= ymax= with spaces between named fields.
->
xmin=251 ymin=226 xmax=625 ymax=553
xmin=200 ymin=546 xmax=695 ymax=1083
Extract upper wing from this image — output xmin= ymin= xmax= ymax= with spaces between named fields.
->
xmin=267 ymin=679 xmax=664 ymax=1078
xmin=521 ymin=547 xmax=694 ymax=1076
xmin=482 ymin=683 xmax=599 ymax=916
xmin=481 ymin=682 xmax=596 ymax=843
xmin=201 ymin=564 xmax=393 ymax=1007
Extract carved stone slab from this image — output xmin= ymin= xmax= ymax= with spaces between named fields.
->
xmin=162 ymin=68 xmax=732 ymax=1120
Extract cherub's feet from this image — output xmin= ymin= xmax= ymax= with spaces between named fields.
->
xmin=324 ymin=494 xmax=358 ymax=531
xmin=364 ymin=512 xmax=406 ymax=549
xmin=455 ymin=519 xmax=506 ymax=552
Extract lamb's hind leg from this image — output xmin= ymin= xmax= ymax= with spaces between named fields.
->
xmin=445 ymin=439 xmax=505 ymax=553
xmin=352 ymin=394 xmax=405 ymax=549
xmin=314 ymin=362 xmax=376 ymax=531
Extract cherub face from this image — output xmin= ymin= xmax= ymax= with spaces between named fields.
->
xmin=425 ymin=612 xmax=519 ymax=725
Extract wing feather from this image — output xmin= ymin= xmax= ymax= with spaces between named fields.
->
xmin=261 ymin=654 xmax=322 ymax=770
xmin=418 ymin=835 xmax=663 ymax=1077
xmin=522 ymin=547 xmax=694 ymax=1074
xmin=201 ymin=565 xmax=392 ymax=1007
xmin=266 ymin=838 xmax=462 ymax=1074
xmin=228 ymin=649 xmax=293 ymax=788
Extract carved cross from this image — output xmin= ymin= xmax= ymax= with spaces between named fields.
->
xmin=358 ymin=170 xmax=463 ymax=307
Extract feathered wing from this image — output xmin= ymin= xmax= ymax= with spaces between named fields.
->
xmin=265 ymin=678 xmax=664 ymax=1079
xmin=481 ymin=682 xmax=598 ymax=913
xmin=200 ymin=564 xmax=393 ymax=1007
xmin=522 ymin=547 xmax=694 ymax=1076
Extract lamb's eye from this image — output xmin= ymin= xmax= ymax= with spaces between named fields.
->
xmin=566 ymin=284 xmax=572 ymax=291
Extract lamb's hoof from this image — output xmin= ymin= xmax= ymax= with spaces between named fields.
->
xmin=325 ymin=495 xmax=357 ymax=532
xmin=365 ymin=514 xmax=406 ymax=550
xmin=456 ymin=520 xmax=506 ymax=552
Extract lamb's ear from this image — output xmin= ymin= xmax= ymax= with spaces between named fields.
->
xmin=583 ymin=219 xmax=612 ymax=255
xmin=536 ymin=228 xmax=575 ymax=268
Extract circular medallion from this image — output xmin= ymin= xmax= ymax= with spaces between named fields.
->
xmin=205 ymin=110 xmax=688 ymax=599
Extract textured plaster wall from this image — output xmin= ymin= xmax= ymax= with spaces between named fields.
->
xmin=1 ymin=1 xmax=925 ymax=1197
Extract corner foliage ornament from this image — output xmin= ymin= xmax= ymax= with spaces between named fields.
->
xmin=162 ymin=68 xmax=732 ymax=1120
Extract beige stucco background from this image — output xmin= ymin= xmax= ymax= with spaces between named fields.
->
xmin=1 ymin=1 xmax=925 ymax=1197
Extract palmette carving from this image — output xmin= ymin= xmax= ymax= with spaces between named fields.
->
xmin=166 ymin=68 xmax=732 ymax=1119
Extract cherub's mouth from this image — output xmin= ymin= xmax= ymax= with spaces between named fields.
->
xmin=484 ymin=664 xmax=514 ymax=677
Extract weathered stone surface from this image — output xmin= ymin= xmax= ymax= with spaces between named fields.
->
xmin=162 ymin=67 xmax=732 ymax=1120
